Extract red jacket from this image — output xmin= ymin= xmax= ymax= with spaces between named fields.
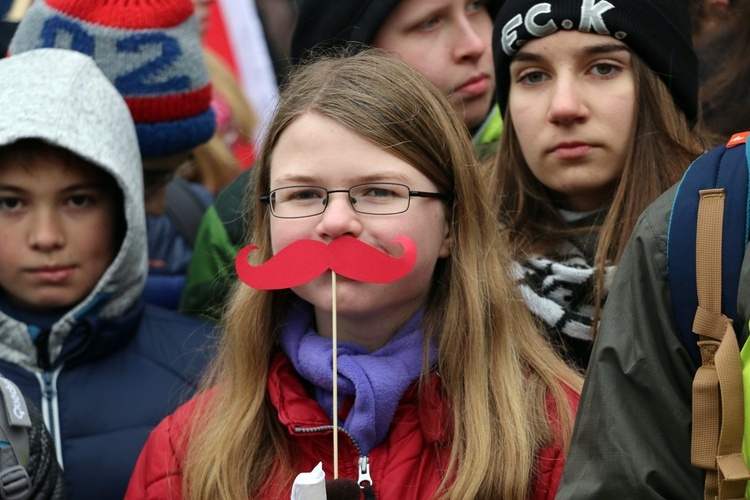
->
xmin=126 ymin=353 xmax=578 ymax=499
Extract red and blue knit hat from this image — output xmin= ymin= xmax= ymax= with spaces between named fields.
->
xmin=9 ymin=0 xmax=216 ymax=158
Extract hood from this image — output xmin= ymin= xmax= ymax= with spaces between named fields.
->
xmin=0 ymin=48 xmax=146 ymax=365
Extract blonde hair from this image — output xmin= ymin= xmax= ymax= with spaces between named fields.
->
xmin=493 ymin=54 xmax=709 ymax=331
xmin=183 ymin=49 xmax=581 ymax=499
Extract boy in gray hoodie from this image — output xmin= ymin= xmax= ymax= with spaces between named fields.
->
xmin=0 ymin=48 xmax=214 ymax=499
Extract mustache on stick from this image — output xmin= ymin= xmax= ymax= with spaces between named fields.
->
xmin=235 ymin=236 xmax=417 ymax=290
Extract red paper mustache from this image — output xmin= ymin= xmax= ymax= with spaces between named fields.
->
xmin=235 ymin=236 xmax=417 ymax=290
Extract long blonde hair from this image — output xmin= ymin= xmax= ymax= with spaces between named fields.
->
xmin=183 ymin=49 xmax=581 ymax=499
xmin=493 ymin=54 xmax=709 ymax=330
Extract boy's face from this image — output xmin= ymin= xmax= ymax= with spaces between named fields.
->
xmin=374 ymin=0 xmax=495 ymax=130
xmin=0 ymin=154 xmax=119 ymax=312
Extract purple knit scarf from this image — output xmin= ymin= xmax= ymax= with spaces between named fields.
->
xmin=279 ymin=299 xmax=435 ymax=456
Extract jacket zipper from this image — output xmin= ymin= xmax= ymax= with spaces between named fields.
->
xmin=358 ymin=455 xmax=372 ymax=487
xmin=35 ymin=368 xmax=64 ymax=469
xmin=294 ymin=425 xmax=372 ymax=490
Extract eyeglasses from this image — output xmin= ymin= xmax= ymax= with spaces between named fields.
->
xmin=261 ymin=182 xmax=448 ymax=219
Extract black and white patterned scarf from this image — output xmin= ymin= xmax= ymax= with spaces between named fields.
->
xmin=512 ymin=214 xmax=615 ymax=370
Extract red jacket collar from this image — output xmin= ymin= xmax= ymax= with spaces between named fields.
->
xmin=267 ymin=352 xmax=452 ymax=444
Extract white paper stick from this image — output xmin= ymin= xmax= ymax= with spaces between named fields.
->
xmin=332 ymin=271 xmax=338 ymax=479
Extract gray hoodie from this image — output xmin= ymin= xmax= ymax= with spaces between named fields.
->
xmin=0 ymin=48 xmax=146 ymax=368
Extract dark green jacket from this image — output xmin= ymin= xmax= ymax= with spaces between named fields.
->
xmin=557 ymin=183 xmax=729 ymax=498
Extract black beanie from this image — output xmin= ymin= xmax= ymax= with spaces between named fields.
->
xmin=292 ymin=0 xmax=503 ymax=65
xmin=492 ymin=0 xmax=698 ymax=123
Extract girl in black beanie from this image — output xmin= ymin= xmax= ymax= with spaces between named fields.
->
xmin=489 ymin=0 xmax=713 ymax=371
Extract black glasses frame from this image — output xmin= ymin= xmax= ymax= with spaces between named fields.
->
xmin=260 ymin=182 xmax=449 ymax=219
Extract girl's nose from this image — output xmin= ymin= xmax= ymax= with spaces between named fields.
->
xmin=547 ymin=75 xmax=589 ymax=125
xmin=315 ymin=192 xmax=363 ymax=241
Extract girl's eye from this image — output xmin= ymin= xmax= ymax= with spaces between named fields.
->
xmin=0 ymin=198 xmax=23 ymax=212
xmin=363 ymin=188 xmax=397 ymax=198
xmin=275 ymin=187 xmax=325 ymax=205
xmin=289 ymin=189 xmax=324 ymax=201
xmin=590 ymin=63 xmax=620 ymax=77
xmin=518 ymin=71 xmax=548 ymax=85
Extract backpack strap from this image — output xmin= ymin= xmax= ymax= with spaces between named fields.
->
xmin=0 ymin=377 xmax=31 ymax=500
xmin=691 ymin=188 xmax=750 ymax=499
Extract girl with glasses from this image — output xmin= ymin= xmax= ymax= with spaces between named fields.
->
xmin=126 ymin=49 xmax=581 ymax=499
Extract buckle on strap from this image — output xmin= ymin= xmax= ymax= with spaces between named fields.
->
xmin=0 ymin=465 xmax=31 ymax=500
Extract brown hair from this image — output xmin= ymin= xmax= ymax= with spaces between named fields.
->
xmin=691 ymin=0 xmax=750 ymax=141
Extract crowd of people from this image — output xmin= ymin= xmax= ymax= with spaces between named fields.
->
xmin=0 ymin=0 xmax=748 ymax=498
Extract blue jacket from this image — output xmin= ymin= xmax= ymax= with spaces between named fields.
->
xmin=0 ymin=300 xmax=213 ymax=500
